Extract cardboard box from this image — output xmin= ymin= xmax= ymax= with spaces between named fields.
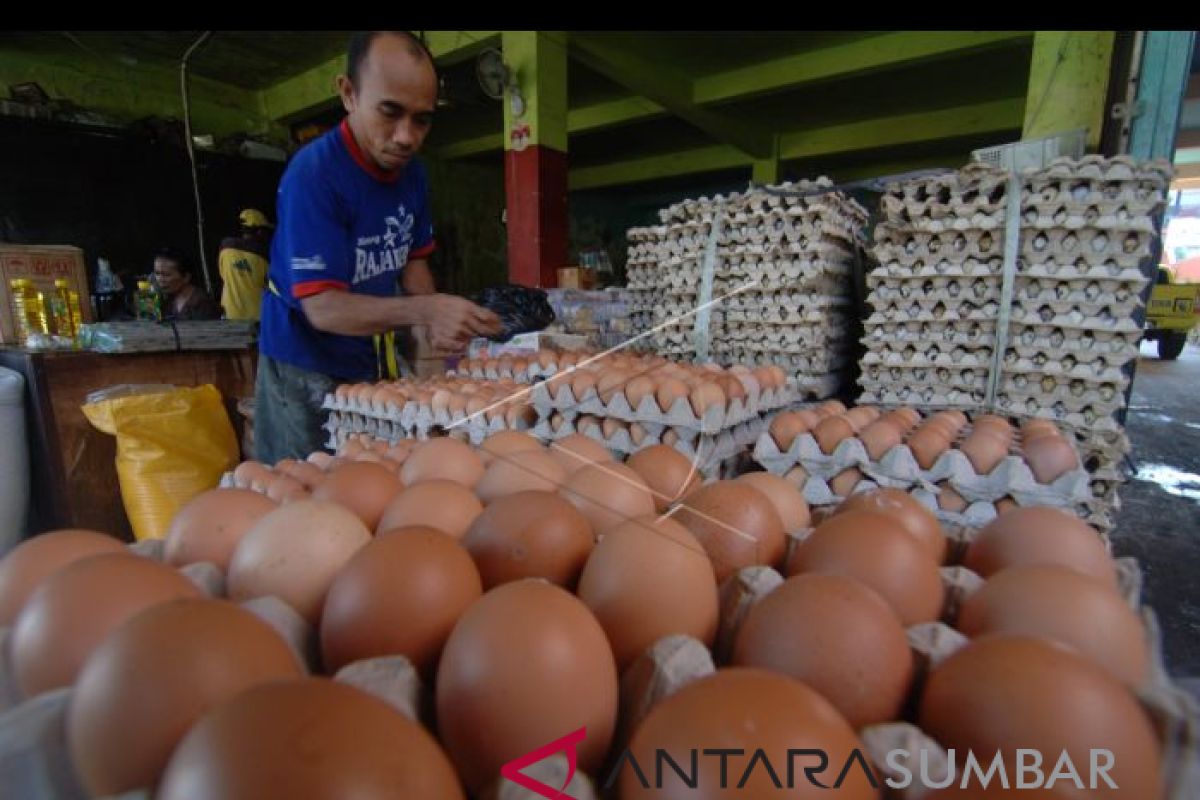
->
xmin=0 ymin=244 xmax=93 ymax=345
xmin=557 ymin=267 xmax=597 ymax=290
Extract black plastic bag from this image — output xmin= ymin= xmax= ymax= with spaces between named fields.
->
xmin=472 ymin=284 xmax=556 ymax=342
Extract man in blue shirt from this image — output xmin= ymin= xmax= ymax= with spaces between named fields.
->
xmin=255 ymin=31 xmax=501 ymax=463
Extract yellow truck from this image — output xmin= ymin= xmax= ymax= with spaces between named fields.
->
xmin=1145 ymin=266 xmax=1199 ymax=359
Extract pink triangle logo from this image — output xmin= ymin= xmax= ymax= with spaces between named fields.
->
xmin=500 ymin=727 xmax=587 ymax=799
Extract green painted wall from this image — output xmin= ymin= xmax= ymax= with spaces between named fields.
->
xmin=1023 ymin=31 xmax=1115 ymax=149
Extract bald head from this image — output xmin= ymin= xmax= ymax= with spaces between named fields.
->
xmin=347 ymin=31 xmax=435 ymax=90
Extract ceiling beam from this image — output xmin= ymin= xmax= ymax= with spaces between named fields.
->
xmin=695 ymin=31 xmax=1032 ymax=104
xmin=569 ymin=97 xmax=1024 ymax=191
xmin=568 ymin=33 xmax=775 ymax=159
xmin=259 ymin=31 xmax=500 ymax=123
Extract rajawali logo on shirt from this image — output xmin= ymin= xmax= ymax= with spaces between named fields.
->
xmin=353 ymin=204 xmax=415 ymax=285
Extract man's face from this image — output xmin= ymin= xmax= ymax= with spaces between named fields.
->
xmin=339 ymin=35 xmax=437 ymax=172
xmin=153 ymin=258 xmax=187 ymax=294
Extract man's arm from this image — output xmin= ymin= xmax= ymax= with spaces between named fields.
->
xmin=401 ymin=258 xmax=436 ymax=295
xmin=301 ymin=290 xmax=501 ymax=351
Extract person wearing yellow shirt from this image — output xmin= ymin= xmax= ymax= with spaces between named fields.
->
xmin=218 ymin=208 xmax=273 ymax=321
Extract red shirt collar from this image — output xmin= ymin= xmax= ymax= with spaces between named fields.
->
xmin=338 ymin=119 xmax=403 ymax=183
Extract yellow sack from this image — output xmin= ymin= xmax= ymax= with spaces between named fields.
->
xmin=83 ymin=384 xmax=239 ymax=541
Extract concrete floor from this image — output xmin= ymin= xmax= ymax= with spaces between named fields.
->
xmin=1112 ymin=340 xmax=1200 ymax=683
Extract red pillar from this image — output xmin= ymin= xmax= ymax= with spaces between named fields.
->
xmin=505 ymin=145 xmax=568 ymax=288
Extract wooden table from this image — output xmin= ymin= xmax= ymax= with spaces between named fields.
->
xmin=0 ymin=347 xmax=257 ymax=541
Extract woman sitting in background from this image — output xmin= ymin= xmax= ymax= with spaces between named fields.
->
xmin=152 ymin=248 xmax=222 ymax=321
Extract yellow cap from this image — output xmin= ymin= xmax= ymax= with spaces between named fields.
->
xmin=239 ymin=208 xmax=273 ymax=228
xmin=55 ymin=279 xmax=69 ymax=288
xmin=138 ymin=280 xmax=152 ymax=290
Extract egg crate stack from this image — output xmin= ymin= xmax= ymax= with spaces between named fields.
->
xmin=860 ymin=163 xmax=1011 ymax=409
xmin=320 ymin=376 xmax=538 ymax=449
xmin=644 ymin=198 xmax=714 ymax=359
xmin=528 ymin=363 xmax=795 ymax=477
xmin=859 ymin=157 xmax=1171 ymax=529
xmin=707 ymin=179 xmax=867 ymax=399
xmin=624 ymin=224 xmax=667 ymax=341
xmin=752 ymin=404 xmax=1093 ymax=529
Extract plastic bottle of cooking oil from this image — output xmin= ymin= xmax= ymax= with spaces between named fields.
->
xmin=134 ymin=280 xmax=160 ymax=321
xmin=9 ymin=279 xmax=49 ymax=344
xmin=48 ymin=279 xmax=71 ymax=338
xmin=62 ymin=280 xmax=84 ymax=346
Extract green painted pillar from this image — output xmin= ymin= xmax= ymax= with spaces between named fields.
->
xmin=501 ymin=31 xmax=569 ymax=287
xmin=751 ymin=136 xmax=781 ymax=185
xmin=1023 ymin=31 xmax=1115 ymax=150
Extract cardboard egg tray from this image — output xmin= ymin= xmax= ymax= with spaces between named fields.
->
xmin=864 ymin=323 xmax=997 ymax=349
xmin=861 ymin=365 xmax=991 ymax=390
xmin=754 ymin=421 xmax=1090 ymax=508
xmin=870 ymin=277 xmax=1001 ymax=305
xmin=872 ymin=256 xmax=1006 ymax=279
xmin=529 ymin=378 xmax=797 ymax=434
xmin=709 ymin=542 xmax=1198 ymax=799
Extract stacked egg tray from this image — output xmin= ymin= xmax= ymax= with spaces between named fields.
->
xmin=622 ymin=178 xmax=866 ymax=400
xmin=320 ymin=376 xmax=538 ymax=449
xmin=753 ymin=404 xmax=1092 ymax=529
xmin=624 ymin=224 xmax=667 ymax=341
xmin=859 ymin=156 xmax=1171 ymax=528
xmin=528 ymin=362 xmax=796 ymax=478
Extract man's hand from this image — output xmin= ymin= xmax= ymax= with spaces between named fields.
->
xmin=422 ymin=294 xmax=502 ymax=352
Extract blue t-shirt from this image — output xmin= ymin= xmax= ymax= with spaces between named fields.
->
xmin=259 ymin=120 xmax=436 ymax=381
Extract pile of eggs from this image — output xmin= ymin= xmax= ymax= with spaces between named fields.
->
xmin=330 ymin=374 xmax=535 ymax=428
xmin=767 ymin=403 xmax=1083 ymax=512
xmin=0 ymin=426 xmax=1170 ymax=797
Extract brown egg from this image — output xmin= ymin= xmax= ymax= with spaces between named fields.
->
xmin=463 ymin=491 xmax=594 ymax=589
xmin=817 ymin=399 xmax=847 ymax=417
xmin=843 ymin=405 xmax=881 ymax=431
xmin=735 ymin=471 xmax=811 ymax=531
xmin=0 ymin=530 xmax=125 ymax=626
xmin=688 ymin=381 xmax=726 ymax=418
xmin=859 ymin=418 xmax=904 ymax=460
xmin=654 ymin=376 xmax=691 ymax=414
xmin=311 ymin=461 xmax=404 ymax=530
xmin=717 ymin=374 xmax=747 ymax=403
xmin=320 ymin=527 xmax=482 ymax=676
xmin=601 ymin=417 xmax=628 ymax=440
xmin=278 ymin=460 xmax=327 ymax=490
xmin=828 ymin=467 xmax=864 ymax=497
xmin=376 ymin=480 xmax=483 ymax=539
xmin=11 ymin=553 xmax=200 ymax=696
xmin=890 ymin=406 xmax=922 ymax=430
xmin=938 ymin=483 xmax=970 ymax=512
xmin=570 ymin=369 xmax=599 ymax=399
xmin=768 ymin=411 xmax=809 ymax=451
xmin=919 ymin=635 xmax=1162 ymax=800
xmin=733 ymin=573 xmax=914 ymax=727
xmin=265 ymin=474 xmax=309 ymax=504
xmin=165 ymin=489 xmax=278 ymax=575
xmin=622 ymin=375 xmax=656 ymax=411
xmin=560 ymin=463 xmax=655 ymax=536
xmin=958 ymin=430 xmax=1010 ymax=475
xmin=929 ymin=411 xmax=967 ymax=438
xmin=227 ymin=500 xmax=372 ymax=624
xmin=474 ymin=449 xmax=567 ymax=504
xmin=159 ymin=678 xmax=464 ymax=800
xmin=908 ymin=426 xmax=952 ymax=470
xmin=674 ymin=481 xmax=786 ymax=582
xmin=784 ymin=465 xmax=810 ymax=489
xmin=620 ymin=668 xmax=876 ymax=799
xmin=958 ymin=565 xmax=1148 ymax=687
xmin=626 ymin=445 xmax=701 ymax=512
xmin=965 ymin=506 xmax=1117 ymax=586
xmin=306 ymin=451 xmax=336 ymax=471
xmin=232 ymin=460 xmax=272 ymax=490
xmin=401 ymin=437 xmax=484 ymax=489
xmin=577 ymin=516 xmax=718 ymax=670
xmin=836 ymin=487 xmax=946 ymax=563
xmin=972 ymin=414 xmax=1014 ymax=441
xmin=478 ymin=430 xmax=542 ymax=465
xmin=548 ymin=433 xmax=614 ymax=474
xmin=68 ymin=598 xmax=302 ymax=796
xmin=786 ymin=510 xmax=944 ymax=625
xmin=994 ymin=497 xmax=1019 ymax=515
xmin=436 ymin=580 xmax=617 ymax=794
xmin=813 ymin=415 xmax=856 ymax=455
xmin=1021 ymin=417 xmax=1062 ymax=442
xmin=1023 ymin=435 xmax=1081 ymax=483
xmin=596 ymin=368 xmax=633 ymax=403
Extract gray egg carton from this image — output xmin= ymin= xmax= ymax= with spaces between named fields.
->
xmin=859 ymin=385 xmax=987 ymax=408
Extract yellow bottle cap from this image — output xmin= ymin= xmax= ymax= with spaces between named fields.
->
xmin=55 ymin=279 xmax=69 ymax=288
xmin=137 ymin=280 xmax=152 ymax=291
